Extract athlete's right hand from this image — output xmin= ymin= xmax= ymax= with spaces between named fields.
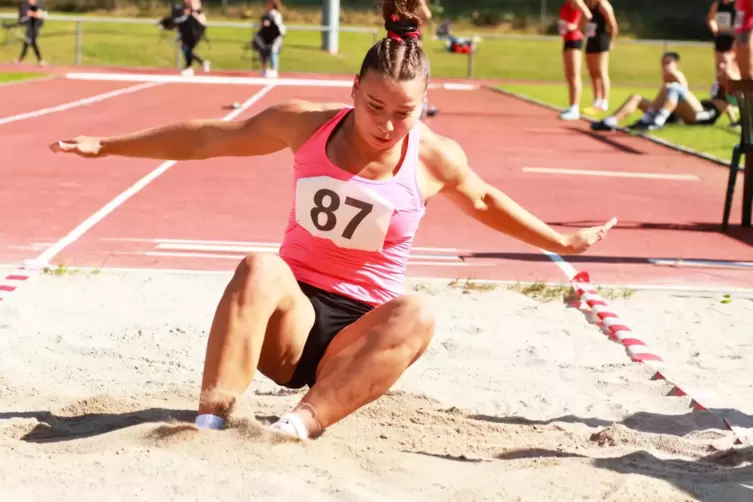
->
xmin=49 ymin=136 xmax=105 ymax=158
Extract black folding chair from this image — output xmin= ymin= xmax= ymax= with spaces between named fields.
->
xmin=723 ymin=79 xmax=753 ymax=231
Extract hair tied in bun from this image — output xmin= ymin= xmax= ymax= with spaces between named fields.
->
xmin=385 ymin=13 xmax=421 ymax=42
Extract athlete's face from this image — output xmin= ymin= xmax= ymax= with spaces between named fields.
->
xmin=661 ymin=56 xmax=678 ymax=75
xmin=351 ymin=71 xmax=426 ymax=151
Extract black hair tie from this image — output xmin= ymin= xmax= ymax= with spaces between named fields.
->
xmin=385 ymin=14 xmax=420 ymax=42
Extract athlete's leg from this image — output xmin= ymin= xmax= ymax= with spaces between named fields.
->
xmin=598 ymin=50 xmax=611 ymax=109
xmin=560 ymin=45 xmax=583 ymax=120
xmin=286 ymin=294 xmax=435 ymax=437
xmin=585 ymin=52 xmax=602 ymax=107
xmin=737 ymin=29 xmax=753 ymax=79
xmin=197 ymin=253 xmax=315 ymax=419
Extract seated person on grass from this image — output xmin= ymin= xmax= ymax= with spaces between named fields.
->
xmin=591 ymin=52 xmax=734 ymax=131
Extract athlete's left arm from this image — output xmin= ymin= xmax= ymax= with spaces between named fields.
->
xmin=427 ymin=135 xmax=616 ymax=255
xmin=601 ymin=0 xmax=619 ymax=38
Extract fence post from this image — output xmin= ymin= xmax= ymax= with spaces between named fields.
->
xmin=74 ymin=21 xmax=82 ymax=65
xmin=467 ymin=43 xmax=475 ymax=79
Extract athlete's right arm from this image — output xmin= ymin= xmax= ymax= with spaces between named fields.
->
xmin=707 ymin=1 xmax=719 ymax=35
xmin=50 ymin=99 xmax=312 ymax=160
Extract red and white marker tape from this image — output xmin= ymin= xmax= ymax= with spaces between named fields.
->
xmin=570 ymin=271 xmax=747 ymax=446
xmin=0 ymin=266 xmax=33 ymax=304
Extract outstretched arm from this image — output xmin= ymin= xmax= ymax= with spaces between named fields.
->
xmin=50 ymin=100 xmax=311 ymax=161
xmin=425 ymin=135 xmax=616 ymax=255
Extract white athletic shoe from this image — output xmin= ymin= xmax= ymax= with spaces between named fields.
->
xmin=269 ymin=413 xmax=309 ymax=439
xmin=559 ymin=107 xmax=580 ymax=121
xmin=180 ymin=67 xmax=195 ymax=77
xmin=203 ymin=60 xmax=211 ymax=73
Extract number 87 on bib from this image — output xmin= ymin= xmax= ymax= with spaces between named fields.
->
xmin=295 ymin=177 xmax=395 ymax=252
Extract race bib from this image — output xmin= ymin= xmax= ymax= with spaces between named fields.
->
xmin=558 ymin=19 xmax=567 ymax=35
xmin=585 ymin=22 xmax=597 ymax=37
xmin=295 ymin=176 xmax=395 ymax=252
xmin=717 ymin=12 xmax=733 ymax=30
xmin=735 ymin=10 xmax=744 ymax=30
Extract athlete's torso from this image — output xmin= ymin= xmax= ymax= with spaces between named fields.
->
xmin=559 ymin=2 xmax=584 ymax=41
xmin=585 ymin=1 xmax=607 ymax=38
xmin=735 ymin=0 xmax=753 ymax=34
xmin=716 ymin=0 xmax=737 ymax=36
xmin=279 ymin=107 xmax=426 ymax=306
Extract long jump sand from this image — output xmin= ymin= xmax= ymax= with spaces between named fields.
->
xmin=1 ymin=269 xmax=752 ymax=501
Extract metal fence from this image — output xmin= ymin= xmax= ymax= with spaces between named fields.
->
xmin=0 ymin=13 xmax=716 ymax=82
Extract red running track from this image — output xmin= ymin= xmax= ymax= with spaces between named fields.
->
xmin=1 ymin=75 xmax=752 ymax=290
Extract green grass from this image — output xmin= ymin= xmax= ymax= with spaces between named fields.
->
xmin=0 ymin=71 xmax=45 ymax=82
xmin=498 ymin=83 xmax=740 ymax=162
xmin=0 ymin=17 xmax=719 ymax=86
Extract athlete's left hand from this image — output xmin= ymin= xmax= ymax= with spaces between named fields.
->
xmin=561 ymin=217 xmax=618 ymax=254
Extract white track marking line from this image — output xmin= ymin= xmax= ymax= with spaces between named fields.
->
xmin=64 ymin=72 xmax=479 ymax=91
xmin=152 ymin=242 xmax=462 ymax=260
xmin=0 ymin=81 xmax=163 ymax=126
xmin=522 ymin=167 xmax=699 ymax=181
xmin=649 ymin=258 xmax=753 ymax=269
xmin=27 ymin=84 xmax=277 ymax=269
xmin=103 ymin=237 xmax=471 ymax=254
xmin=139 ymin=251 xmax=476 ymax=266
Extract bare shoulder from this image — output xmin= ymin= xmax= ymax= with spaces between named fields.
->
xmin=417 ymin=122 xmax=470 ymax=187
xmin=259 ymin=99 xmax=348 ymax=151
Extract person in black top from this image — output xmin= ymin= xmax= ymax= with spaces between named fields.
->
xmin=174 ymin=0 xmax=210 ymax=76
xmin=13 ymin=0 xmax=46 ymax=65
xmin=252 ymin=0 xmax=286 ymax=78
xmin=707 ymin=0 xmax=737 ymax=71
xmin=583 ymin=0 xmax=618 ymax=113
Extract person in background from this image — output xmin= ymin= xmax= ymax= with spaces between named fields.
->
xmin=582 ymin=0 xmax=618 ymax=114
xmin=708 ymin=0 xmax=737 ymax=72
xmin=252 ymin=0 xmax=286 ymax=78
xmin=13 ymin=0 xmax=46 ymax=66
xmin=558 ymin=0 xmax=593 ymax=121
xmin=591 ymin=52 xmax=735 ymax=131
xmin=175 ymin=0 xmax=210 ymax=77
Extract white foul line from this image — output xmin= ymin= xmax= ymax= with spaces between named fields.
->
xmin=64 ymin=72 xmax=479 ymax=91
xmin=523 ymin=167 xmax=699 ymax=181
xmin=28 ymin=84 xmax=277 ymax=268
xmin=0 ymin=81 xmax=163 ymax=127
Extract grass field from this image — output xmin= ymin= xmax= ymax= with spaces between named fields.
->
xmin=0 ymin=16 xmax=718 ymax=86
xmin=0 ymin=71 xmax=44 ymax=82
xmin=498 ymin=83 xmax=741 ymax=162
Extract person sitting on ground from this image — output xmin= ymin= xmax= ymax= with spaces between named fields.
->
xmin=591 ymin=51 xmax=732 ymax=131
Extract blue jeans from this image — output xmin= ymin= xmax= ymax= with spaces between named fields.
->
xmin=665 ymin=82 xmax=691 ymax=103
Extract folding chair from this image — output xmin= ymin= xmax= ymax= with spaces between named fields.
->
xmin=723 ymin=79 xmax=753 ymax=231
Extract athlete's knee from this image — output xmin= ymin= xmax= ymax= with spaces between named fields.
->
xmin=232 ymin=253 xmax=289 ymax=305
xmin=392 ymin=295 xmax=435 ymax=346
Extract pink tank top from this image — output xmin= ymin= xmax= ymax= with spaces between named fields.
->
xmin=279 ymin=107 xmax=426 ymax=306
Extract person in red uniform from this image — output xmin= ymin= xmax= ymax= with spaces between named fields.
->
xmin=558 ymin=0 xmax=593 ymax=121
xmin=735 ymin=0 xmax=753 ymax=78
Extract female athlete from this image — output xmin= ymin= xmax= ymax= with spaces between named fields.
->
xmin=583 ymin=0 xmax=618 ymax=114
xmin=708 ymin=0 xmax=737 ymax=72
xmin=558 ymin=0 xmax=593 ymax=120
xmin=51 ymin=0 xmax=617 ymax=440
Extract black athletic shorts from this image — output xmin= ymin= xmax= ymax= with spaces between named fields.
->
xmin=563 ymin=39 xmax=584 ymax=51
xmin=586 ymin=33 xmax=611 ymax=53
xmin=283 ymin=281 xmax=374 ymax=390
xmin=695 ymin=100 xmax=723 ymax=125
xmin=715 ymin=34 xmax=735 ymax=53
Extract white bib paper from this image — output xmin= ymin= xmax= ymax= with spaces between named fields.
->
xmin=295 ymin=176 xmax=395 ymax=252
xmin=585 ymin=22 xmax=597 ymax=37
xmin=558 ymin=19 xmax=568 ymax=35
xmin=717 ymin=12 xmax=733 ymax=30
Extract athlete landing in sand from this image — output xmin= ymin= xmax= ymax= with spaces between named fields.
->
xmin=51 ymin=0 xmax=617 ymax=440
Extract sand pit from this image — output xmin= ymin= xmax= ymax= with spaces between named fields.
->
xmin=1 ymin=269 xmax=752 ymax=501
